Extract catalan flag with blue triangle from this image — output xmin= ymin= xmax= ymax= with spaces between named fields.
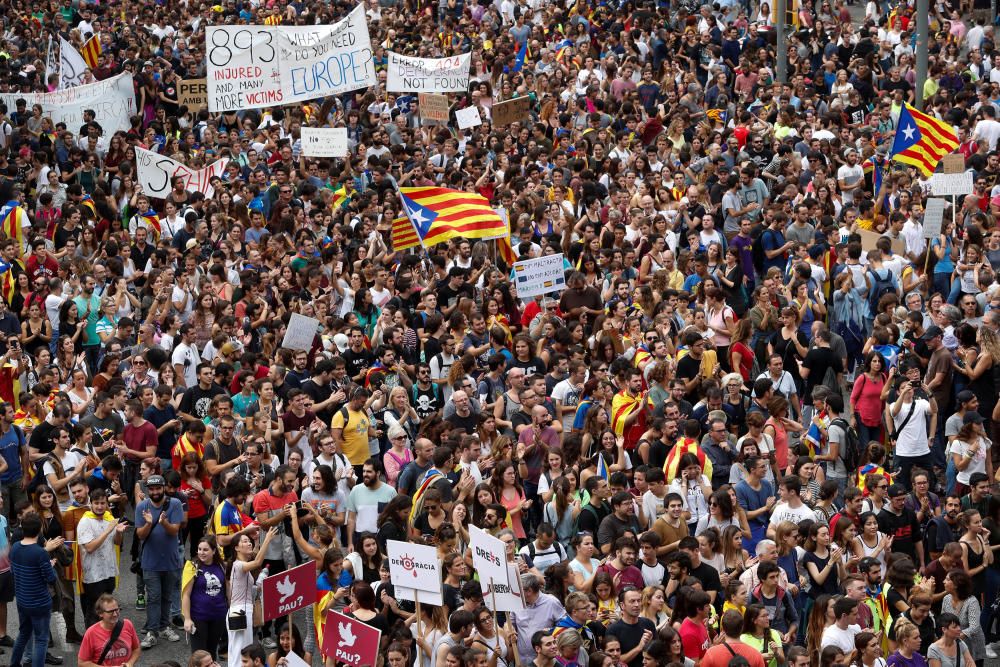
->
xmin=706 ymin=108 xmax=727 ymax=123
xmin=80 ymin=194 xmax=97 ymax=218
xmin=0 ymin=201 xmax=26 ymax=259
xmin=398 ymin=186 xmax=507 ymax=248
xmin=0 ymin=262 xmax=16 ymax=305
xmin=889 ymin=103 xmax=959 ymax=176
xmin=804 ymin=421 xmax=823 ymax=459
xmin=596 ymin=452 xmax=609 ymax=481
xmin=140 ymin=209 xmax=161 ymax=242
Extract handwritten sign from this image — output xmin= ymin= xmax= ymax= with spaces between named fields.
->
xmin=387 ymin=52 xmax=471 ymax=93
xmin=942 ymin=153 xmax=965 ymax=174
xmin=261 ymin=562 xmax=317 ymax=622
xmin=134 ymin=146 xmax=228 ymax=199
xmin=929 ymin=172 xmax=973 ymax=197
xmin=179 ymin=78 xmax=208 ymax=110
xmin=301 ymin=127 xmax=349 ymax=157
xmin=491 ymin=96 xmax=531 ymax=127
xmin=456 ymin=105 xmax=482 ymax=130
xmin=0 ymin=73 xmax=136 ymax=134
xmin=418 ymin=93 xmax=449 ymax=122
xmin=59 ymin=37 xmax=89 ymax=88
xmin=281 ymin=313 xmax=320 ymax=351
xmin=923 ymin=198 xmax=947 ymax=238
xmin=512 ymin=254 xmax=567 ymax=298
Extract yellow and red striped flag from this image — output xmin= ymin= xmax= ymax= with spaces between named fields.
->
xmin=81 ymin=34 xmax=101 ymax=69
xmin=398 ymin=186 xmax=507 ymax=248
xmin=140 ymin=210 xmax=161 ymax=241
xmin=391 ymin=215 xmax=420 ymax=251
xmin=890 ymin=103 xmax=959 ymax=176
xmin=0 ymin=201 xmax=26 ymax=258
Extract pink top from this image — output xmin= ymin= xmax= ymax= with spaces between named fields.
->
xmin=382 ymin=448 xmax=413 ymax=486
xmin=850 ymin=372 xmax=886 ymax=427
xmin=765 ymin=417 xmax=789 ymax=470
xmin=500 ymin=487 xmax=527 ymax=539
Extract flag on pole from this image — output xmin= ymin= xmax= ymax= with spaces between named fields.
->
xmin=398 ymin=186 xmax=507 ymax=248
xmin=45 ymin=36 xmax=58 ymax=84
xmin=80 ymin=34 xmax=101 ymax=69
xmin=0 ymin=201 xmax=27 ymax=259
xmin=58 ymin=36 xmax=89 ymax=88
xmin=390 ymin=215 xmax=420 ymax=251
xmin=140 ymin=210 xmax=162 ymax=241
xmin=329 ymin=185 xmax=351 ymax=210
xmin=596 ymin=453 xmax=609 ymax=481
xmin=512 ymin=40 xmax=528 ymax=72
xmin=889 ymin=103 xmax=959 ymax=176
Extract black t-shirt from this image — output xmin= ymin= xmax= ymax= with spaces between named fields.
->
xmin=606 ymin=617 xmax=657 ymax=667
xmin=445 ymin=411 xmax=478 ymax=435
xmin=676 ymin=354 xmax=702 ymax=401
xmin=690 ymin=561 xmax=722 ymax=597
xmin=802 ymin=347 xmax=843 ymax=398
xmin=510 ymin=356 xmax=546 ymax=378
xmin=437 ymin=281 xmax=474 ymax=312
xmin=179 ymin=384 xmax=228 ymax=420
xmin=302 ymin=378 xmax=334 ymax=423
xmin=343 ymin=348 xmax=374 ymax=382
xmin=577 ymin=502 xmax=610 ymax=536
xmin=28 ymin=420 xmax=58 ymax=455
xmin=877 ymin=507 xmax=922 ymax=562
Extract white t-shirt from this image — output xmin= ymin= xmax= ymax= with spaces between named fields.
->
xmin=171 ymin=342 xmax=201 ymax=387
xmin=768 ymin=500 xmax=815 ymax=527
xmin=77 ymin=514 xmax=120 ymax=583
xmin=821 ymin=624 xmax=862 ymax=652
xmin=44 ymin=449 xmax=83 ymax=511
xmin=551 ymin=378 xmax=582 ymax=431
xmin=894 ymin=398 xmax=932 ymax=457
xmin=838 ymin=164 xmax=865 ymax=204
xmin=952 ymin=438 xmax=989 ymax=484
xmin=973 ymin=118 xmax=1000 ymax=150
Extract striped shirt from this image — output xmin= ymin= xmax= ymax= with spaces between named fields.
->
xmin=10 ymin=541 xmax=57 ymax=608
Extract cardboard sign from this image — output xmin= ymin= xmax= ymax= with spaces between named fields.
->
xmin=858 ymin=228 xmax=905 ymax=255
xmin=923 ymin=198 xmax=948 ymax=238
xmin=456 ymin=105 xmax=482 ymax=130
xmin=323 ymin=610 xmax=382 ymax=665
xmin=387 ymin=52 xmax=471 ymax=93
xmin=491 ymin=96 xmax=531 ymax=127
xmin=179 ymin=78 xmax=208 ymax=110
xmin=480 ymin=563 xmax=525 ymax=613
xmin=387 ymin=540 xmax=441 ymax=594
xmin=301 ymin=127 xmax=349 ymax=157
xmin=942 ymin=153 xmax=965 ymax=174
xmin=134 ymin=146 xmax=228 ymax=199
xmin=419 ymin=93 xmax=449 ymax=122
xmin=512 ymin=253 xmax=567 ymax=298
xmin=282 ymin=313 xmax=320 ymax=351
xmin=261 ymin=561 xmax=318 ymax=622
xmin=469 ymin=525 xmax=509 ymax=590
xmin=929 ymin=172 xmax=973 ymax=197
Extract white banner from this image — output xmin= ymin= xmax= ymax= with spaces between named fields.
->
xmin=0 ymin=73 xmax=135 ymax=134
xmin=59 ymin=37 xmax=89 ymax=89
xmin=134 ymin=146 xmax=228 ymax=199
xmin=386 ymin=540 xmax=441 ymax=594
xmin=280 ymin=313 xmax=320 ymax=351
xmin=301 ymin=127 xmax=349 ymax=157
xmin=278 ymin=6 xmax=376 ymax=104
xmin=206 ymin=5 xmax=374 ymax=112
xmin=512 ymin=253 xmax=567 ymax=298
xmin=387 ymin=52 xmax=471 ymax=94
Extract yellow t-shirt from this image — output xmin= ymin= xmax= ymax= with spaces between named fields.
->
xmin=331 ymin=407 xmax=371 ymax=466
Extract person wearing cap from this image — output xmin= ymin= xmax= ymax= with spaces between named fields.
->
xmin=876 ymin=483 xmax=924 ymax=566
xmin=950 ymin=412 xmax=992 ymax=495
xmin=134 ymin=473 xmax=184 ymax=648
xmin=888 ymin=360 xmax=937 ymax=496
xmin=921 ymin=324 xmax=951 ymax=461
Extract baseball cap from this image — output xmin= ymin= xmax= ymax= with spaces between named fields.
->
xmin=963 ymin=412 xmax=985 ymax=424
xmin=887 ymin=483 xmax=906 ymax=498
xmin=333 ymin=333 xmax=349 ymax=353
xmin=921 ymin=325 xmax=943 ymax=340
xmin=146 ymin=475 xmax=166 ymax=487
xmin=956 ymin=390 xmax=976 ymax=404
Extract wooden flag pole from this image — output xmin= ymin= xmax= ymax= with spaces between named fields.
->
xmin=415 ymin=590 xmax=423 ymax=667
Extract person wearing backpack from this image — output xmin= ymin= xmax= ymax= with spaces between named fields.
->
xmin=817 ymin=395 xmax=856 ymax=502
xmin=864 ymin=250 xmax=899 ymax=332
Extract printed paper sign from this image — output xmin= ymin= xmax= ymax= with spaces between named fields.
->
xmin=469 ymin=525 xmax=509 ymax=590
xmin=387 ymin=540 xmax=441 ymax=594
xmin=301 ymin=127 xmax=349 ymax=157
xmin=419 ymin=93 xmax=449 ymax=122
xmin=281 ymin=313 xmax=320 ymax=351
xmin=0 ymin=73 xmax=136 ymax=135
xmin=923 ymin=198 xmax=947 ymax=238
xmin=480 ymin=563 xmax=525 ymax=613
xmin=456 ymin=105 xmax=482 ymax=130
xmin=387 ymin=52 xmax=471 ymax=93
xmin=179 ymin=78 xmax=208 ymax=109
xmin=261 ymin=561 xmax=317 ymax=622
xmin=929 ymin=172 xmax=973 ymax=197
xmin=323 ymin=610 xmax=381 ymax=665
xmin=512 ymin=253 xmax=567 ymax=298
xmin=277 ymin=6 xmax=376 ymax=105
xmin=491 ymin=96 xmax=531 ymax=127
xmin=134 ymin=146 xmax=228 ymax=199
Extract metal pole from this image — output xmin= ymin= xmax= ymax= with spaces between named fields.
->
xmin=776 ymin=0 xmax=788 ymax=84
xmin=914 ymin=0 xmax=929 ymax=110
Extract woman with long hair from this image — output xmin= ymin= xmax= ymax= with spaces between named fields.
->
xmin=720 ymin=524 xmax=752 ymax=578
xmin=668 ymin=452 xmax=713 ymax=535
xmin=343 ymin=581 xmax=389 ymax=653
xmin=226 ymin=528 xmax=279 ymax=667
xmin=855 ymin=631 xmax=887 ymax=667
xmin=640 ymin=586 xmax=669 ymax=630
xmin=266 ymin=622 xmax=310 ymax=667
xmin=851 ymin=511 xmax=893 ymax=572
xmin=764 ymin=395 xmax=803 ymax=476
xmin=698 ymin=527 xmax=724 ymax=573
xmin=951 ymin=418 xmax=993 ymax=495
xmin=740 ymin=604 xmax=785 ymax=667
xmin=410 ymin=599 xmax=448 ymax=667
xmin=851 ymin=352 xmax=889 ymax=447
xmin=491 ymin=459 xmax=529 ymax=542
xmin=803 ymin=523 xmax=844 ymax=599
xmin=544 ymin=476 xmax=580 ymax=550
xmin=569 ymin=531 xmax=601 ymax=592
xmin=806 ymin=595 xmax=837 ymax=663
xmin=958 ymin=509 xmax=993 ymax=599
xmin=179 ymin=452 xmax=213 ymax=554
xmin=182 ymin=535 xmax=229 ymax=660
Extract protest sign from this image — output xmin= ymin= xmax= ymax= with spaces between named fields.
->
xmin=480 ymin=563 xmax=525 ymax=613
xmin=134 ymin=146 xmax=228 ymax=199
xmin=281 ymin=313 xmax=320 ymax=351
xmin=179 ymin=78 xmax=208 ymax=109
xmin=277 ymin=6 xmax=376 ymax=105
xmin=929 ymin=172 xmax=973 ymax=197
xmin=261 ymin=562 xmax=317 ymax=622
xmin=387 ymin=52 xmax=471 ymax=93
xmin=456 ymin=105 xmax=482 ymax=130
xmin=206 ymin=25 xmax=282 ymax=111
xmin=59 ymin=37 xmax=89 ymax=88
xmin=469 ymin=525 xmax=509 ymax=589
xmin=419 ymin=93 xmax=449 ymax=122
xmin=512 ymin=254 xmax=567 ymax=298
xmin=0 ymin=73 xmax=136 ymax=135
xmin=491 ymin=96 xmax=531 ymax=127
xmin=395 ymin=585 xmax=444 ymax=606
xmin=857 ymin=229 xmax=905 ymax=255
xmin=942 ymin=154 xmax=965 ymax=174
xmin=282 ymin=653 xmax=311 ymax=667
xmin=923 ymin=198 xmax=947 ymax=238
xmin=387 ymin=540 xmax=441 ymax=594
xmin=323 ymin=610 xmax=381 ymax=666
xmin=301 ymin=127 xmax=349 ymax=157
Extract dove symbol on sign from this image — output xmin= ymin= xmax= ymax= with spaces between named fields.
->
xmin=338 ymin=622 xmax=357 ymax=648
xmin=276 ymin=575 xmax=296 ymax=603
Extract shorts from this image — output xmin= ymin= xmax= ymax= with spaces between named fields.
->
xmin=0 ymin=570 xmax=13 ymax=603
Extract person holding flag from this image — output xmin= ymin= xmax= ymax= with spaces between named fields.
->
xmin=889 ymin=102 xmax=959 ymax=176
xmin=611 ymin=367 xmax=648 ymax=453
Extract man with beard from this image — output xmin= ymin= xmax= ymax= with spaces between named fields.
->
xmin=251 ymin=465 xmax=298 ymax=649
xmin=926 ymin=495 xmax=963 ymax=560
xmin=345 ymin=458 xmax=396 ymax=553
xmin=73 ymin=273 xmax=102 ymax=375
xmin=135 ymin=475 xmax=184 ymax=649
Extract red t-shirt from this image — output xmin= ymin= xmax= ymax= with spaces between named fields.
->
xmin=679 ymin=617 xmax=710 ymax=661
xmin=78 ymin=619 xmax=140 ymax=666
xmin=123 ymin=420 xmax=158 ymax=463
xmin=181 ymin=476 xmax=213 ymax=519
xmin=701 ymin=640 xmax=766 ymax=667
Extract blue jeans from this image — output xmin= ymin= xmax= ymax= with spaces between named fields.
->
xmin=932 ymin=273 xmax=951 ymax=301
xmin=145 ymin=569 xmax=180 ymax=633
xmin=10 ymin=604 xmax=50 ymax=667
xmin=857 ymin=422 xmax=882 ymax=449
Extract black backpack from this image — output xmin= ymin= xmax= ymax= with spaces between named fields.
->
xmin=751 ymin=227 xmax=771 ymax=274
xmin=831 ymin=417 xmax=862 ymax=473
xmin=868 ymin=269 xmax=895 ymax=312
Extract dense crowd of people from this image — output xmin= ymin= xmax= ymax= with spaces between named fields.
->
xmin=2 ymin=0 xmax=1000 ymax=667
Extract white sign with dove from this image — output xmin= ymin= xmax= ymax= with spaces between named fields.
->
xmin=261 ymin=561 xmax=317 ymax=621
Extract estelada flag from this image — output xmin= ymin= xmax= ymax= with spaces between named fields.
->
xmin=391 ymin=215 xmax=419 ymax=251
xmin=398 ymin=186 xmax=506 ymax=248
